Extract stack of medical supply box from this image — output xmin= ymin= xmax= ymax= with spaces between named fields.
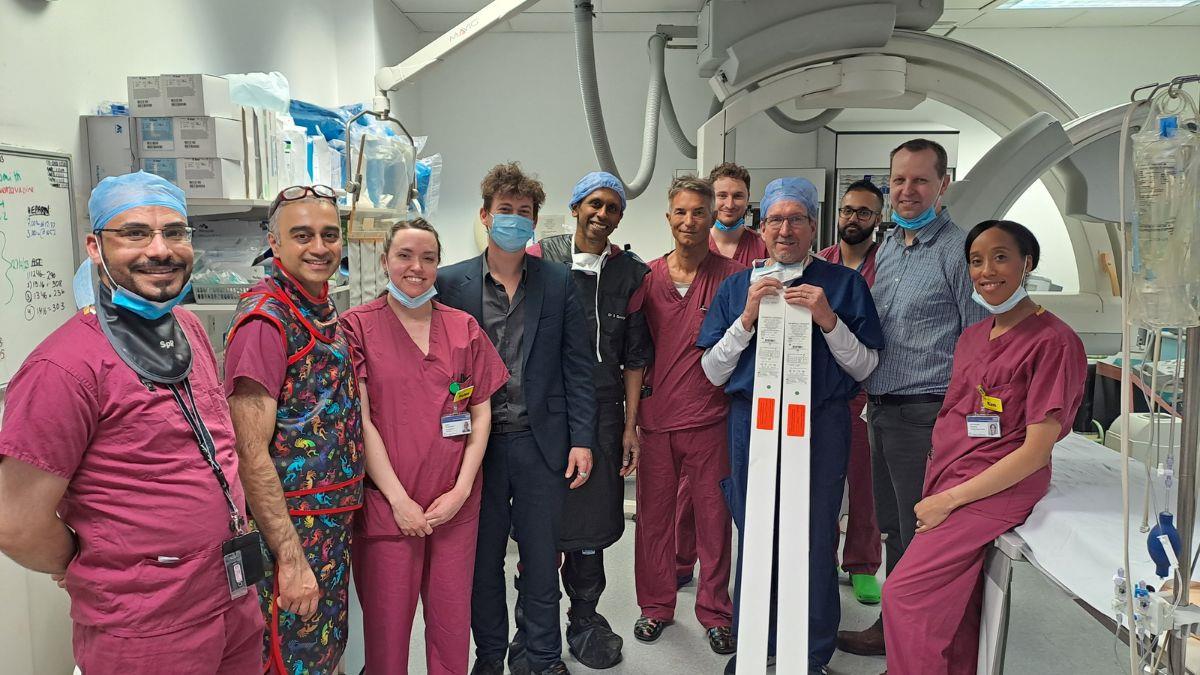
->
xmin=84 ymin=73 xmax=342 ymax=201
xmin=128 ymin=74 xmax=247 ymax=199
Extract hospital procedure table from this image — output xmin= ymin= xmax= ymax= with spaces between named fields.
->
xmin=980 ymin=433 xmax=1200 ymax=674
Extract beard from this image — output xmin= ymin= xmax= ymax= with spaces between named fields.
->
xmin=839 ymin=224 xmax=874 ymax=246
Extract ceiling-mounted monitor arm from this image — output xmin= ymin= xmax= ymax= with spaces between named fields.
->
xmin=374 ymin=0 xmax=543 ymax=99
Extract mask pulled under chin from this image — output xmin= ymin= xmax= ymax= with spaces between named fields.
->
xmin=713 ymin=216 xmax=745 ymax=233
xmin=750 ymin=258 xmax=806 ymax=284
xmin=387 ymin=281 xmax=438 ymax=308
xmin=95 ymin=282 xmax=193 ymax=384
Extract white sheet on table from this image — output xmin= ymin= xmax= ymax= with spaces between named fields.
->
xmin=1014 ymin=433 xmax=1198 ymax=620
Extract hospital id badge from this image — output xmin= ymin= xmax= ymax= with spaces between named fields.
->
xmin=222 ymin=531 xmax=265 ymax=599
xmin=966 ymin=414 xmax=1001 ymax=438
xmin=441 ymin=412 xmax=472 ymax=437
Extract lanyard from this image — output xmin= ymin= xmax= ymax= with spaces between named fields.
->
xmin=166 ymin=379 xmax=246 ymax=535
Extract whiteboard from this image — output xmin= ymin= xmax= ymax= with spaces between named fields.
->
xmin=0 ymin=146 xmax=79 ymax=386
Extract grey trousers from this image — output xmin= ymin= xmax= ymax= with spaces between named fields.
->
xmin=865 ymin=399 xmax=943 ymax=576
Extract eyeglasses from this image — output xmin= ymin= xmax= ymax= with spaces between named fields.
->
xmin=97 ymin=225 xmax=194 ymax=246
xmin=762 ymin=214 xmax=811 ymax=230
xmin=268 ymin=184 xmax=338 ymax=218
xmin=839 ymin=206 xmax=880 ymax=220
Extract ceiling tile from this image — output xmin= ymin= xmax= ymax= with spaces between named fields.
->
xmin=598 ymin=11 xmax=698 ymax=31
xmin=404 ymin=12 xmax=476 ymax=32
xmin=943 ymin=0 xmax=995 ymax=8
xmin=1154 ymin=7 xmax=1200 ymax=23
xmin=1060 ymin=7 xmax=1188 ymax=25
xmin=964 ymin=8 xmax=1086 ymax=26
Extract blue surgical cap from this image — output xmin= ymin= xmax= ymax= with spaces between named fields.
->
xmin=570 ymin=171 xmax=627 ymax=210
xmin=760 ymin=177 xmax=819 ymax=223
xmin=88 ymin=171 xmax=187 ymax=232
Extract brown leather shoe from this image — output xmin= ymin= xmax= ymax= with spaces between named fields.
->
xmin=836 ymin=616 xmax=885 ymax=656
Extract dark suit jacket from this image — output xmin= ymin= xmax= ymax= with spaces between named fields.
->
xmin=437 ymin=253 xmax=597 ymax=471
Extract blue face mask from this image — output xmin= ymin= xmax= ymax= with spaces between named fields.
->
xmin=893 ymin=206 xmax=937 ymax=230
xmin=387 ymin=280 xmax=437 ymax=309
xmin=489 ymin=213 xmax=535 ymax=252
xmin=98 ymin=252 xmax=191 ymax=320
xmin=113 ymin=280 xmax=192 ymax=319
xmin=892 ymin=195 xmax=943 ymax=231
xmin=714 ymin=216 xmax=745 ymax=233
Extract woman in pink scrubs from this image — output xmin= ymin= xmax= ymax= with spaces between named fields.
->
xmin=341 ymin=219 xmax=508 ymax=675
xmin=880 ymin=220 xmax=1087 ymax=675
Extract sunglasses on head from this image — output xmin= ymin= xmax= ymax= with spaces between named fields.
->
xmin=268 ymin=185 xmax=338 ymax=219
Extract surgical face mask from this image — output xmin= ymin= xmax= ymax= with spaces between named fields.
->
xmin=713 ymin=216 xmax=745 ymax=233
xmin=97 ymin=247 xmax=191 ymax=320
xmin=489 ymin=213 xmax=535 ymax=252
xmin=571 ymin=249 xmax=608 ymax=276
xmin=387 ymin=280 xmax=437 ymax=309
xmin=892 ymin=196 xmax=942 ymax=231
xmin=971 ymin=261 xmax=1031 ymax=314
xmin=750 ymin=259 xmax=806 ymax=285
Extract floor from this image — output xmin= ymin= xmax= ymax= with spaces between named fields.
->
xmin=343 ymin=480 xmax=1130 ymax=675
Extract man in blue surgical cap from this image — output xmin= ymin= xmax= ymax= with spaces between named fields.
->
xmin=697 ymin=177 xmax=884 ymax=675
xmin=0 ymin=172 xmax=264 ymax=674
xmin=513 ymin=171 xmax=652 ymax=670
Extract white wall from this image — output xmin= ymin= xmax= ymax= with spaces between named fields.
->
xmin=414 ymin=31 xmax=824 ymax=264
xmin=0 ymin=1 xmax=422 ymax=672
xmin=415 ymin=25 xmax=1200 ymax=282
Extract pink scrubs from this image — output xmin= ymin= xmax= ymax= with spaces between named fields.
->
xmin=341 ymin=298 xmax=508 ymax=675
xmin=0 ymin=309 xmax=262 ymax=674
xmin=882 ymin=309 xmax=1086 ymax=674
xmin=818 ymin=242 xmax=881 ymax=575
xmin=634 ymin=253 xmax=744 ymax=628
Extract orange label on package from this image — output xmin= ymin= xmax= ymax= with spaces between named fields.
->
xmin=787 ymin=404 xmax=807 ymax=437
xmin=756 ymin=397 xmax=776 ymax=431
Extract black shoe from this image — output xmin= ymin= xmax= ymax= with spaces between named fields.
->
xmin=676 ymin=573 xmax=694 ymax=589
xmin=724 ymin=655 xmax=736 ymax=675
xmin=566 ymin=611 xmax=623 ymax=669
xmin=531 ymin=661 xmax=571 ymax=675
xmin=507 ymin=642 xmax=530 ymax=675
xmin=470 ymin=657 xmax=505 ymax=675
xmin=632 ymin=615 xmax=672 ymax=643
xmin=706 ymin=626 xmax=736 ymax=655
xmin=809 ymin=666 xmax=829 ymax=675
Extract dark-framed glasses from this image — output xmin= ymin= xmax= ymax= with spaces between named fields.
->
xmin=838 ymin=206 xmax=879 ymax=220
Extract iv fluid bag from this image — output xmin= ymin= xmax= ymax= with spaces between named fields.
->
xmin=1130 ymin=115 xmax=1200 ymax=328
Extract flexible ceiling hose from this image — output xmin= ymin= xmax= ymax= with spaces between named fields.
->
xmin=574 ymin=1 xmax=662 ymax=198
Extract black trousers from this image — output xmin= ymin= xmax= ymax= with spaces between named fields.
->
xmin=866 ymin=399 xmax=942 ymax=576
xmin=472 ymin=431 xmax=567 ymax=670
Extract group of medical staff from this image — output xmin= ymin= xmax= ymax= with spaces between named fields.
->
xmin=0 ymin=134 xmax=1088 ymax=675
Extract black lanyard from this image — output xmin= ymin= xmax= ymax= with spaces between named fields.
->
xmin=166 ymin=379 xmax=245 ymax=535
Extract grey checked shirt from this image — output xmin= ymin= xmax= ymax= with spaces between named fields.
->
xmin=864 ymin=209 xmax=989 ymax=396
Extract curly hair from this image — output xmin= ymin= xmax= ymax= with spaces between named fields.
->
xmin=481 ymin=162 xmax=546 ymax=217
xmin=707 ymin=162 xmax=751 ymax=192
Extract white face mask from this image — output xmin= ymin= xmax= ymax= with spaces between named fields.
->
xmin=571 ymin=249 xmax=609 ymax=276
xmin=750 ymin=258 xmax=806 ymax=285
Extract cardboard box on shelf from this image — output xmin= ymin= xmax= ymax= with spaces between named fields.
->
xmin=141 ymin=157 xmax=246 ymax=199
xmin=134 ymin=116 xmax=245 ymax=160
xmin=127 ymin=76 xmax=165 ymax=115
xmin=161 ymin=74 xmax=235 ymax=117
xmin=83 ymin=115 xmax=136 ymax=187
